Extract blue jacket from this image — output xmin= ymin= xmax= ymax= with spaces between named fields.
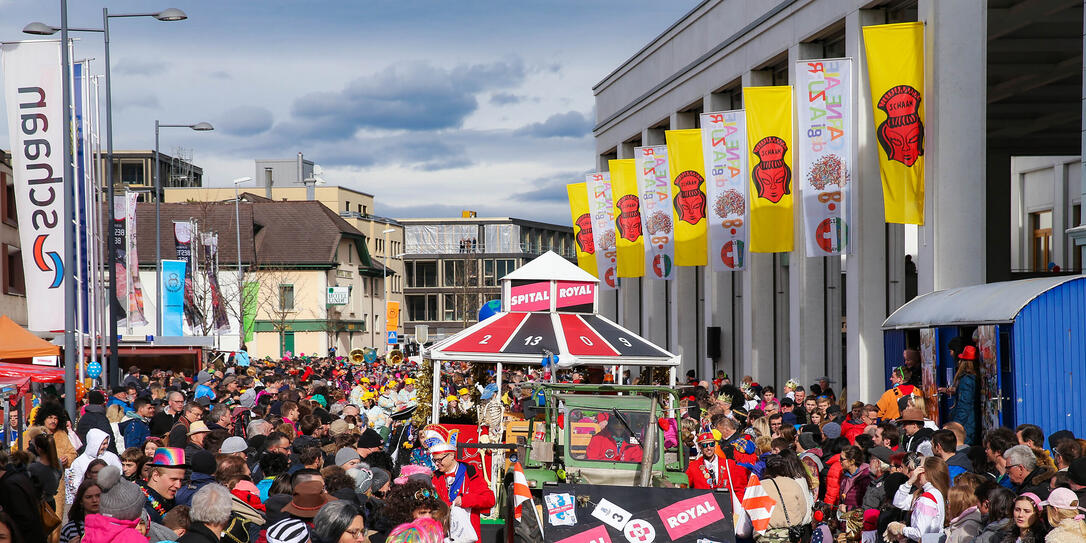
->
xmin=949 ymin=374 xmax=977 ymax=445
xmin=174 ymin=472 xmax=215 ymax=507
xmin=107 ymin=396 xmax=135 ymax=415
xmin=121 ymin=416 xmax=151 ymax=449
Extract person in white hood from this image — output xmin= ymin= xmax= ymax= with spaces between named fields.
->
xmin=67 ymin=428 xmax=123 ymax=499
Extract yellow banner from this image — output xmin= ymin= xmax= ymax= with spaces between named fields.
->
xmin=864 ymin=22 xmax=925 ymax=224
xmin=386 ymin=301 xmax=400 ymax=331
xmin=744 ymin=86 xmax=795 ymax=253
xmin=567 ymin=182 xmax=598 ymax=277
xmin=608 ymin=159 xmax=644 ymax=277
xmin=665 ymin=129 xmax=708 ymax=266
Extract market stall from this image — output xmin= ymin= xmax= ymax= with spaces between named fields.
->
xmin=0 ymin=314 xmax=60 ymax=365
xmin=882 ymin=275 xmax=1086 ymax=437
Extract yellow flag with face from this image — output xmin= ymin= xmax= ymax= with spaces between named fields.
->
xmin=608 ymin=159 xmax=644 ymax=277
xmin=665 ymin=129 xmax=708 ymax=266
xmin=567 ymin=182 xmax=597 ymax=277
xmin=744 ymin=85 xmax=795 ymax=253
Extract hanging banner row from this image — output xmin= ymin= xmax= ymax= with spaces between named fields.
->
xmin=567 ymin=23 xmax=925 ymax=287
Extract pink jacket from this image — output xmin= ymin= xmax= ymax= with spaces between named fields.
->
xmin=82 ymin=514 xmax=148 ymax=543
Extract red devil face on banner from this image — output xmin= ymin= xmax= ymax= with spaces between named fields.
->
xmin=876 ymin=85 xmax=924 ymax=167
xmin=672 ymin=170 xmax=707 ymax=225
xmin=574 ymin=213 xmax=595 ymax=254
xmin=614 ymin=194 xmax=643 ymax=242
xmin=751 ymin=136 xmax=791 ymax=204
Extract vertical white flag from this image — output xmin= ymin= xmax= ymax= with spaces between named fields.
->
xmin=585 ymin=172 xmax=617 ymax=290
xmin=700 ymin=111 xmax=749 ymax=271
xmin=796 ymin=58 xmax=853 ymax=256
xmin=2 ymin=41 xmax=67 ymax=331
xmin=633 ymin=145 xmax=675 ymax=279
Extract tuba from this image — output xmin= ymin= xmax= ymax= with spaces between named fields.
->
xmin=388 ymin=350 xmax=404 ymax=365
xmin=350 ymin=348 xmax=365 ymax=364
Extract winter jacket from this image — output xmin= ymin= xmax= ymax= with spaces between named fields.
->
xmin=823 ymin=454 xmax=843 ymax=506
xmin=946 ymin=449 xmax=974 ymax=484
xmin=841 ymin=417 xmax=867 ymax=444
xmin=1045 ymin=518 xmax=1086 ymax=543
xmin=76 ymin=404 xmax=118 ymax=455
xmin=178 ymin=522 xmax=221 ymax=543
xmin=68 ymin=428 xmax=123 ymax=493
xmin=948 ymin=374 xmax=977 ymax=444
xmin=107 ymin=396 xmax=135 ymax=415
xmin=839 ymin=463 xmax=872 ymax=509
xmin=82 ymin=514 xmax=147 ymax=543
xmin=120 ymin=412 xmax=151 ymax=449
xmin=901 ymin=427 xmax=933 ymax=454
xmin=891 ymin=481 xmax=945 ymax=542
xmin=943 ymin=505 xmax=983 ymax=543
xmin=974 ymin=517 xmax=1010 ymax=543
xmin=861 ymin=473 xmax=887 ymax=511
xmin=685 ymin=454 xmax=749 ymax=498
xmin=175 ymin=471 xmax=216 ymax=507
xmin=0 ymin=465 xmax=46 ymax=543
xmin=432 ymin=462 xmax=495 ymax=542
xmin=149 ymin=409 xmax=180 ymax=437
xmin=1015 ymin=466 xmax=1056 ymax=500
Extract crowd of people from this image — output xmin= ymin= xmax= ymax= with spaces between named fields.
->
xmin=0 ymin=335 xmax=1080 ymax=543
xmin=675 ymin=343 xmax=1086 ymax=543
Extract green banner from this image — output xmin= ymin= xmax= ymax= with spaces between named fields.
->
xmin=243 ymin=281 xmax=259 ymax=343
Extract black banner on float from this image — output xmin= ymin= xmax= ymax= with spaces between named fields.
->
xmin=540 ymin=484 xmax=734 ymax=543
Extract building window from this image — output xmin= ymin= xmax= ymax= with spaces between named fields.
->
xmin=1030 ymin=210 xmax=1053 ymax=272
xmin=345 ymin=201 xmax=350 ymax=212
xmin=406 ymin=261 xmax=437 ymax=287
xmin=406 ymin=294 xmax=437 ymax=321
xmin=1 ymin=172 xmax=16 ymax=226
xmin=443 ymin=294 xmax=460 ymax=321
xmin=347 ymin=244 xmax=353 ymax=263
xmin=120 ymin=162 xmax=143 ymax=185
xmin=443 ymin=260 xmax=465 ymax=287
xmin=3 ymin=244 xmax=25 ymax=295
xmin=279 ymin=284 xmax=295 ymax=310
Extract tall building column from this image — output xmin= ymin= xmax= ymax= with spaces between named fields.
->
xmin=741 ymin=69 xmax=777 ymax=383
xmin=788 ymin=42 xmax=830 ymax=387
xmin=846 ymin=8 xmax=891 ymax=404
xmin=670 ymin=111 xmax=699 ymax=376
xmin=917 ymin=0 xmax=988 ymax=292
xmin=616 ymin=141 xmax=641 ymax=334
xmin=702 ymin=91 xmax=738 ymax=380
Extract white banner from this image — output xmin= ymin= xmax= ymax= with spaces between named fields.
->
xmin=585 ymin=172 xmax=617 ymax=290
xmin=700 ymin=111 xmax=749 ymax=271
xmin=796 ymin=58 xmax=853 ymax=256
xmin=633 ymin=145 xmax=675 ymax=280
xmin=124 ymin=193 xmax=148 ymax=327
xmin=2 ymin=41 xmax=66 ymax=331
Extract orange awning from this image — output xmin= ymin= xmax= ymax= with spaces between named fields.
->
xmin=0 ymin=315 xmax=60 ymax=360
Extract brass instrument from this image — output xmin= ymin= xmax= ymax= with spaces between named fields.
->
xmin=350 ymin=348 xmax=365 ymax=364
xmin=388 ymin=349 xmax=404 ymax=364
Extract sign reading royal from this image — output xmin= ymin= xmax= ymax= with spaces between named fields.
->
xmin=2 ymin=41 xmax=67 ymax=331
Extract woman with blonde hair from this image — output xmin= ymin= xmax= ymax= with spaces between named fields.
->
xmin=942 ymin=485 xmax=982 ymax=543
xmin=1043 ymin=487 xmax=1086 ymax=543
xmin=887 ymin=456 xmax=949 ymax=541
xmin=105 ymin=405 xmax=125 ymax=453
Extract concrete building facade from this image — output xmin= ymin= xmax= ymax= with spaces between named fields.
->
xmin=1010 ymin=156 xmax=1083 ymax=274
xmin=0 ymin=151 xmax=27 ymax=325
xmin=592 ymin=0 xmax=1086 ymax=404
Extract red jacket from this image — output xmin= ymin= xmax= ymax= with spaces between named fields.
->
xmin=433 ymin=463 xmax=495 ymax=541
xmin=841 ymin=418 xmax=867 ymax=444
xmin=685 ymin=454 xmax=749 ymax=500
xmin=823 ymin=454 xmax=842 ymax=506
xmin=586 ymin=433 xmax=643 ymax=462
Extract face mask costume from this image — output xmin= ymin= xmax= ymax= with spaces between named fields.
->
xmin=672 ymin=171 xmax=707 ymax=225
xmin=614 ymin=195 xmax=643 ymax=242
xmin=876 ymin=85 xmax=923 ymax=167
xmin=751 ymin=136 xmax=791 ymax=204
xmin=574 ymin=213 xmax=595 ymax=254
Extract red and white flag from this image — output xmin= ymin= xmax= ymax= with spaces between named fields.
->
xmin=740 ymin=474 xmax=777 ymax=533
xmin=512 ymin=462 xmax=544 ymax=537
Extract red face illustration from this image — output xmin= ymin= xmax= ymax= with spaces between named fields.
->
xmin=876 ymin=85 xmax=924 ymax=167
xmin=574 ymin=213 xmax=595 ymax=254
xmin=614 ymin=195 xmax=643 ymax=242
xmin=751 ymin=136 xmax=791 ymax=204
xmin=672 ymin=170 xmax=707 ymax=225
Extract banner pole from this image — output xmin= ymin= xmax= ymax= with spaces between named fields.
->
xmin=61 ymin=0 xmax=79 ymax=419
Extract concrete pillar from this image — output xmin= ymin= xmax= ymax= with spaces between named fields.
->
xmin=741 ymin=69 xmax=776 ymax=383
xmin=670 ymin=111 xmax=699 ymax=376
xmin=918 ymin=0 xmax=988 ymax=292
xmin=641 ymin=127 xmax=669 ymax=350
xmin=846 ymin=8 xmax=890 ymax=405
xmin=788 ymin=42 xmax=830 ymax=388
xmin=616 ymin=141 xmax=641 ymax=333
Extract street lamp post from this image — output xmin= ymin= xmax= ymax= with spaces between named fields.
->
xmin=233 ymin=177 xmax=252 ymax=345
xmin=24 ymin=6 xmax=187 ymax=396
xmin=382 ymin=227 xmax=395 ymax=353
xmin=154 ymin=121 xmax=213 ymax=336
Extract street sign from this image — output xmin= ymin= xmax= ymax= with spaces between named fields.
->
xmin=387 ymin=330 xmax=398 ymax=345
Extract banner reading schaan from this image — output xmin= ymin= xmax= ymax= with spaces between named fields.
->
xmin=2 ymin=41 xmax=66 ymax=331
xmin=633 ymin=145 xmax=675 ymax=280
xmin=542 ymin=484 xmax=734 ymax=543
xmin=700 ymin=111 xmax=749 ymax=271
xmin=796 ymin=58 xmax=853 ymax=256
xmin=585 ymin=172 xmax=617 ymax=290
xmin=161 ymin=260 xmax=187 ymax=336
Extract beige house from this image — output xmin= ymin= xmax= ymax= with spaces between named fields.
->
xmin=0 ymin=151 xmax=27 ymax=325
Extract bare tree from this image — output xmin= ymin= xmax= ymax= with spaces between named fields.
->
xmin=248 ymin=268 xmax=307 ymax=356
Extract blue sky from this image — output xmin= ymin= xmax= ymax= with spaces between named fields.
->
xmin=0 ymin=1 xmax=699 ymax=225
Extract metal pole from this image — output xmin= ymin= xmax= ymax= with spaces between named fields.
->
xmin=235 ymin=182 xmax=243 ymax=344
xmin=61 ymin=0 xmax=77 ymax=418
xmin=384 ymin=229 xmax=391 ymax=354
xmin=154 ymin=120 xmax=161 ymax=337
xmin=103 ymin=7 xmax=119 ymax=387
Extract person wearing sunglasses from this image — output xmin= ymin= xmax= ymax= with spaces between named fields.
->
xmin=429 ymin=443 xmax=494 ymax=542
xmin=685 ymin=432 xmax=749 ymax=497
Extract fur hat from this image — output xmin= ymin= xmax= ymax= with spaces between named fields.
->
xmin=97 ymin=466 xmax=146 ymax=520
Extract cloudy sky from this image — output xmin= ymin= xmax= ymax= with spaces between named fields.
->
xmin=0 ymin=1 xmax=699 ymax=225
